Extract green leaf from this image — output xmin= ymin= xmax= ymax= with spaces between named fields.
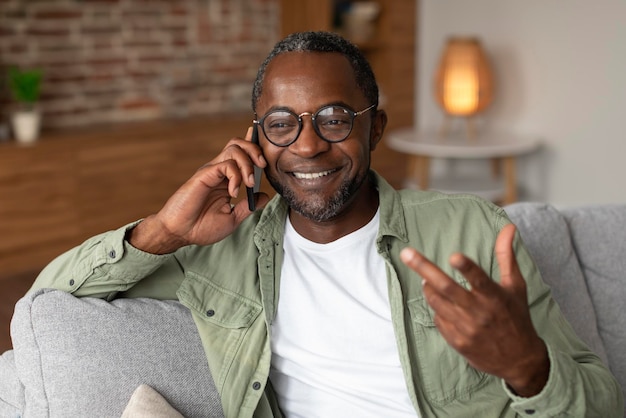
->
xmin=8 ymin=68 xmax=43 ymax=104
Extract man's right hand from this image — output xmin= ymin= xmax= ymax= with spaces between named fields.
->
xmin=127 ymin=127 xmax=269 ymax=255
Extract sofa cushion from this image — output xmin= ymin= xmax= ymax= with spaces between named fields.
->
xmin=562 ymin=204 xmax=626 ymax=400
xmin=10 ymin=289 xmax=224 ymax=418
xmin=504 ymin=202 xmax=609 ymax=365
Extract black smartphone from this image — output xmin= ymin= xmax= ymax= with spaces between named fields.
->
xmin=246 ymin=124 xmax=262 ymax=211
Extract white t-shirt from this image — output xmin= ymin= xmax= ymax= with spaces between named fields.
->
xmin=270 ymin=210 xmax=417 ymax=417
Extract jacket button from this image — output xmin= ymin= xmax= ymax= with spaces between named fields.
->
xmin=206 ymin=309 xmax=215 ymax=317
xmin=252 ymin=381 xmax=261 ymax=390
xmin=524 ymin=410 xmax=536 ymax=415
xmin=69 ymin=279 xmax=75 ymax=286
xmin=108 ymin=250 xmax=116 ymax=259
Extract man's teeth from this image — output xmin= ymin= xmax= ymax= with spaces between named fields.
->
xmin=293 ymin=170 xmax=333 ymax=179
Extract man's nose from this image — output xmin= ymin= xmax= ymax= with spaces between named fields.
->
xmin=289 ymin=116 xmax=330 ymax=157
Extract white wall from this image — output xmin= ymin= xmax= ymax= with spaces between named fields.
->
xmin=417 ymin=0 xmax=626 ymax=205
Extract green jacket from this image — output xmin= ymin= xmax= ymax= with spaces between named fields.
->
xmin=32 ymin=172 xmax=623 ymax=418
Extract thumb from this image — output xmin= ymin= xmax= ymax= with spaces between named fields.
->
xmin=495 ymin=224 xmax=524 ymax=291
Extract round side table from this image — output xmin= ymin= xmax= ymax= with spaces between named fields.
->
xmin=387 ymin=129 xmax=541 ymax=204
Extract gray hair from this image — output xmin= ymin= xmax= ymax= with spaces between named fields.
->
xmin=251 ymin=31 xmax=379 ymax=113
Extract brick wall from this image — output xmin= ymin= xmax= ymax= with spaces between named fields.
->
xmin=0 ymin=0 xmax=280 ymax=128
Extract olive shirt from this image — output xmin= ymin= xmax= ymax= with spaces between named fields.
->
xmin=32 ymin=171 xmax=623 ymax=418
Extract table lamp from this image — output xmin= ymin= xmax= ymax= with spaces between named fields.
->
xmin=434 ymin=37 xmax=494 ymax=139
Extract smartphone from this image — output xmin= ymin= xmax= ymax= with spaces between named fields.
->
xmin=246 ymin=124 xmax=262 ymax=211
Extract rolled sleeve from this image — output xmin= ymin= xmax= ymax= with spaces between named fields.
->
xmin=503 ymin=345 xmax=572 ymax=416
xmin=31 ymin=221 xmax=175 ymax=299
xmin=504 ymin=343 xmax=623 ymax=417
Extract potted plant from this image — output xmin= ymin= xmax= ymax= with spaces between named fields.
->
xmin=8 ymin=67 xmax=43 ymax=144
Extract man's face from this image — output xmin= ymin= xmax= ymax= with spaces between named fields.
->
xmin=255 ymin=52 xmax=382 ymax=222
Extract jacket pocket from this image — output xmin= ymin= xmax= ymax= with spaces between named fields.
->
xmin=177 ymin=270 xmax=264 ymax=390
xmin=407 ymin=297 xmax=489 ymax=406
xmin=178 ymin=270 xmax=262 ymax=329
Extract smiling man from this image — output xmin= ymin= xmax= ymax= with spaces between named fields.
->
xmin=31 ymin=31 xmax=622 ymax=417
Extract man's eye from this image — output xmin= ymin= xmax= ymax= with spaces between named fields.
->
xmin=319 ymin=117 xmax=350 ymax=129
xmin=268 ymin=120 xmax=296 ymax=130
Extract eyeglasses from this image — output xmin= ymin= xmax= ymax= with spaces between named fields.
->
xmin=254 ymin=104 xmax=376 ymax=147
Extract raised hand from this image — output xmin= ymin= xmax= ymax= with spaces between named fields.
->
xmin=400 ymin=224 xmax=550 ymax=397
xmin=128 ymin=127 xmax=270 ymax=254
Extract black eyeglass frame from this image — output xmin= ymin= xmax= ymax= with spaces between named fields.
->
xmin=253 ymin=103 xmax=377 ymax=147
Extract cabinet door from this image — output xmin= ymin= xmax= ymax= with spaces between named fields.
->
xmin=75 ymin=135 xmax=172 ymax=238
xmin=0 ymin=143 xmax=79 ymax=277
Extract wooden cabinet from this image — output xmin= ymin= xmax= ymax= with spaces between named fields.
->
xmin=0 ymin=142 xmax=79 ymax=279
xmin=0 ymin=116 xmax=251 ymax=279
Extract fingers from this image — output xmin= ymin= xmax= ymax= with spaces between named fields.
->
xmin=449 ymin=252 xmax=498 ymax=296
xmin=220 ymin=127 xmax=266 ymax=188
xmin=495 ymin=224 xmax=525 ymax=291
xmin=203 ymin=127 xmax=266 ymax=191
xmin=400 ymin=248 xmax=472 ymax=306
xmin=401 ymin=225 xmax=522 ymax=297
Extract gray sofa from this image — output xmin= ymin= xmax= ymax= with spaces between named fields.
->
xmin=1 ymin=202 xmax=625 ymax=417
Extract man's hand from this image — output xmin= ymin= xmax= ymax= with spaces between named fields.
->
xmin=128 ymin=127 xmax=270 ymax=254
xmin=400 ymin=224 xmax=550 ymax=397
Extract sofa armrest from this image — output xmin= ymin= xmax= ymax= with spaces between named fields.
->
xmin=0 ymin=349 xmax=24 ymax=416
xmin=9 ymin=288 xmax=224 ymax=418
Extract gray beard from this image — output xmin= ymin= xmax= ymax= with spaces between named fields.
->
xmin=266 ymin=171 xmax=367 ymax=222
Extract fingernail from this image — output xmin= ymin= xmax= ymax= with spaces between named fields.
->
xmin=249 ymin=174 xmax=255 ymax=185
xmin=259 ymin=155 xmax=266 ymax=166
xmin=449 ymin=253 xmax=466 ymax=269
xmin=400 ymin=248 xmax=412 ymax=262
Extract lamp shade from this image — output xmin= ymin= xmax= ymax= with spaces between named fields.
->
xmin=434 ymin=37 xmax=494 ymax=117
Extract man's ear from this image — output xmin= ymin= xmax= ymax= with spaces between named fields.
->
xmin=369 ymin=109 xmax=388 ymax=151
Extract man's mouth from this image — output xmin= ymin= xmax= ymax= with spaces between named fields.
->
xmin=292 ymin=169 xmax=336 ymax=180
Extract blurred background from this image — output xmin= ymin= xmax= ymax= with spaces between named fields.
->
xmin=1 ymin=0 xmax=625 ymax=350
xmin=0 ymin=0 xmax=414 ymax=350
xmin=418 ymin=0 xmax=626 ymax=207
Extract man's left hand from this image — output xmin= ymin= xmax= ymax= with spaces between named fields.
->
xmin=400 ymin=224 xmax=550 ymax=397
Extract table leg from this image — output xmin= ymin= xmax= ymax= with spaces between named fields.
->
xmin=491 ymin=158 xmax=501 ymax=178
xmin=502 ymin=156 xmax=517 ymax=204
xmin=407 ymin=155 xmax=430 ymax=190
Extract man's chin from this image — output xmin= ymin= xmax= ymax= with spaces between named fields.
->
xmin=283 ymin=191 xmax=338 ymax=222
xmin=291 ymin=204 xmax=338 ymax=223
xmin=266 ymin=172 xmax=360 ymax=222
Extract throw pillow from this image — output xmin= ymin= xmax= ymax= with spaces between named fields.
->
xmin=121 ymin=384 xmax=185 ymax=418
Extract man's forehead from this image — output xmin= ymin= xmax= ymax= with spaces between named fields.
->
xmin=260 ymin=52 xmax=359 ymax=102
xmin=254 ymin=51 xmax=370 ymax=115
xmin=264 ymin=51 xmax=354 ymax=80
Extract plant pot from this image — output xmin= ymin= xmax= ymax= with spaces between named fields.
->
xmin=11 ymin=109 xmax=41 ymax=145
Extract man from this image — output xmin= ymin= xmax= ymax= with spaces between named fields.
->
xmin=32 ymin=31 xmax=622 ymax=417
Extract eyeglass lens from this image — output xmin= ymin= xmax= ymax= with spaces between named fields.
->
xmin=261 ymin=106 xmax=356 ymax=146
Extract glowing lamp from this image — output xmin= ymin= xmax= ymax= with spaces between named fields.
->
xmin=434 ymin=37 xmax=494 ymax=138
